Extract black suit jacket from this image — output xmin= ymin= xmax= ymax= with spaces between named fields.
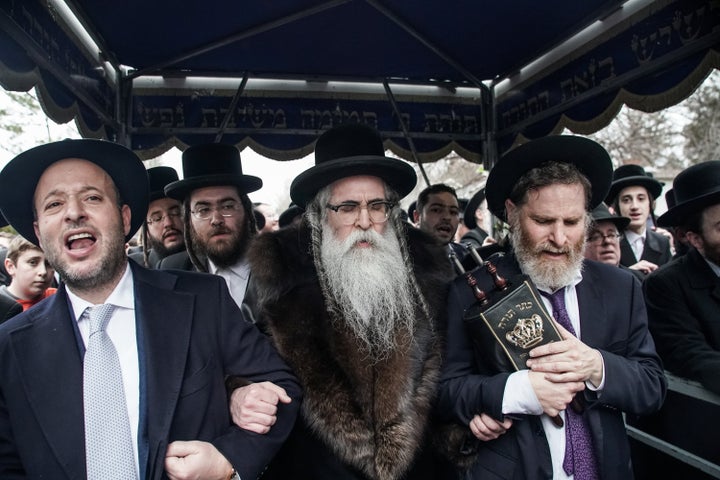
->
xmin=644 ymin=248 xmax=720 ymax=394
xmin=0 ymin=261 xmax=301 ymax=479
xmin=619 ymin=229 xmax=672 ymax=271
xmin=438 ymin=255 xmax=666 ymax=479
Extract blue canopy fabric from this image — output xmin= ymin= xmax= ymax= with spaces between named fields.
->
xmin=0 ymin=0 xmax=718 ymax=164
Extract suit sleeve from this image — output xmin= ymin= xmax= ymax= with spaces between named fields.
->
xmin=589 ymin=274 xmax=666 ymax=414
xmin=644 ymin=264 xmax=720 ymax=395
xmin=210 ymin=278 xmax=302 ymax=479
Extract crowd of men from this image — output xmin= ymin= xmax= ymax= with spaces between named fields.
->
xmin=0 ymin=123 xmax=716 ymax=479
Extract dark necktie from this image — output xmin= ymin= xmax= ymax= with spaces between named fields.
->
xmin=541 ymin=289 xmax=599 ymax=480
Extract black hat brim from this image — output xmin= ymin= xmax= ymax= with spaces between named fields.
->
xmin=605 ymin=176 xmax=663 ymax=204
xmin=591 ymin=213 xmax=630 ymax=231
xmin=290 ymin=155 xmax=417 ymax=207
xmin=486 ymin=136 xmax=613 ymax=222
xmin=0 ymin=139 xmax=149 ymax=245
xmin=463 ymin=188 xmax=486 ymax=229
xmin=278 ymin=205 xmax=304 ymax=228
xmin=164 ymin=175 xmax=262 ymax=200
xmin=657 ymin=189 xmax=720 ymax=227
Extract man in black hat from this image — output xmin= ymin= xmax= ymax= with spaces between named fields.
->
xmin=583 ymin=203 xmax=645 ymax=281
xmin=163 ymin=143 xmax=262 ymax=308
xmin=633 ymin=160 xmax=720 ymax=479
xmin=606 ymin=164 xmax=672 ymax=275
xmin=460 ymin=187 xmax=495 ymax=249
xmin=437 ymin=136 xmax=665 ymax=480
xmin=237 ymin=123 xmax=466 ymax=479
xmin=0 ymin=139 xmax=301 ymax=479
xmin=644 ymin=160 xmax=720 ymax=395
xmin=129 ymin=166 xmax=185 ymax=268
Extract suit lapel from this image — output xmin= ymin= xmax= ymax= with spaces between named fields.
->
xmin=641 ymin=230 xmax=661 ymax=264
xmin=11 ymin=289 xmax=86 ymax=478
xmin=131 ymin=265 xmax=195 ymax=478
xmin=619 ymin=236 xmax=636 ymax=265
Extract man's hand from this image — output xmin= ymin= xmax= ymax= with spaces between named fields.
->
xmin=165 ymin=440 xmax=233 ymax=480
xmin=526 ymin=322 xmax=604 ymax=387
xmin=628 ymin=259 xmax=659 ymax=275
xmin=469 ymin=413 xmax=513 ymax=441
xmin=230 ymin=381 xmax=291 ymax=434
xmin=527 ymin=370 xmax=585 ymax=417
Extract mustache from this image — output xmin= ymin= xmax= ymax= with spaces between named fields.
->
xmin=162 ymin=228 xmax=182 ymax=239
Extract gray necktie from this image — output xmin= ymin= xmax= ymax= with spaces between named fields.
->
xmin=83 ymin=304 xmax=138 ymax=479
xmin=542 ymin=290 xmax=599 ymax=480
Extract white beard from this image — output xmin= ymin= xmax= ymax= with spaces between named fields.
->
xmin=319 ymin=223 xmax=417 ymax=359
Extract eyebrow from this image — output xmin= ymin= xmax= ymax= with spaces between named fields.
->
xmin=192 ymin=197 xmax=239 ymax=206
xmin=38 ymin=185 xmax=103 ymax=203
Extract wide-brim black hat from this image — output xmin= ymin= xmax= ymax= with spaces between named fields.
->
xmin=165 ymin=143 xmax=262 ymax=200
xmin=148 ymin=166 xmax=180 ymax=202
xmin=605 ymin=164 xmax=663 ymax=204
xmin=486 ymin=136 xmax=613 ymax=221
xmin=290 ymin=124 xmax=417 ymax=207
xmin=0 ymin=139 xmax=149 ymax=245
xmin=590 ymin=202 xmax=630 ymax=230
xmin=463 ymin=188 xmax=486 ymax=229
xmin=657 ymin=160 xmax=720 ymax=228
xmin=278 ymin=203 xmax=304 ymax=228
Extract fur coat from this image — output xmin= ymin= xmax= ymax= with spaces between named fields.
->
xmin=248 ymin=222 xmax=463 ymax=480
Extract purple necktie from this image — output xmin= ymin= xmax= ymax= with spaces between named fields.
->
xmin=542 ymin=289 xmax=599 ymax=480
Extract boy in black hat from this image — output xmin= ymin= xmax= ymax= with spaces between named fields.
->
xmin=0 ymin=139 xmax=300 ymax=479
xmin=129 ymin=166 xmax=185 ymax=268
xmin=164 ymin=143 xmax=262 ymax=308
xmin=437 ymin=136 xmax=665 ymax=480
xmin=606 ymin=164 xmax=672 ymax=275
xmin=234 ymin=123 xmax=467 ymax=479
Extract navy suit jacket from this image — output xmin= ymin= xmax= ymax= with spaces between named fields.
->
xmin=619 ymin=228 xmax=672 ymax=271
xmin=0 ymin=261 xmax=301 ymax=479
xmin=437 ymin=255 xmax=666 ymax=479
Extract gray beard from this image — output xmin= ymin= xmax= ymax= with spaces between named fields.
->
xmin=509 ymin=219 xmax=586 ymax=291
xmin=318 ymin=223 xmax=418 ymax=360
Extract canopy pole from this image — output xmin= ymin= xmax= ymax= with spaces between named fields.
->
xmin=382 ymin=80 xmax=430 ymax=187
xmin=215 ymin=74 xmax=249 ymax=143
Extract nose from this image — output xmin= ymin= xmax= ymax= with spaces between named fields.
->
xmin=549 ymin=223 xmax=567 ymax=246
xmin=355 ymin=206 xmax=372 ymax=230
xmin=64 ymin=195 xmax=86 ymax=223
xmin=209 ymin=208 xmax=225 ymax=226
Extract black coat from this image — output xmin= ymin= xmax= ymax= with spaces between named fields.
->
xmin=619 ymin=229 xmax=672 ymax=272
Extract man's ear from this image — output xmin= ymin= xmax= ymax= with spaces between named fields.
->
xmin=685 ymin=230 xmax=704 ymax=252
xmin=413 ymin=210 xmax=420 ymax=224
xmin=504 ymin=199 xmax=517 ymax=220
xmin=4 ymin=258 xmax=15 ymax=277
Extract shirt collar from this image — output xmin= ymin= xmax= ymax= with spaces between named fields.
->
xmin=703 ymin=256 xmax=720 ymax=278
xmin=625 ymin=229 xmax=646 ymax=244
xmin=208 ymin=258 xmax=250 ymax=279
xmin=67 ymin=263 xmax=135 ymax=322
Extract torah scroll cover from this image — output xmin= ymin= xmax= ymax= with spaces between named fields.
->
xmin=463 ymin=279 xmax=562 ymax=371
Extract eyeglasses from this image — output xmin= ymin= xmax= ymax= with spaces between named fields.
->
xmin=587 ymin=231 xmax=623 ymax=244
xmin=191 ymin=202 xmax=243 ymax=221
xmin=147 ymin=209 xmax=182 ymax=225
xmin=326 ymin=200 xmax=395 ymax=226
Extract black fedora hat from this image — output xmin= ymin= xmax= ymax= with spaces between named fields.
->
xmin=605 ymin=164 xmax=663 ymax=204
xmin=278 ymin=203 xmax=304 ymax=228
xmin=486 ymin=136 xmax=612 ymax=221
xmin=590 ymin=202 xmax=630 ymax=231
xmin=165 ymin=143 xmax=262 ymax=200
xmin=147 ymin=166 xmax=180 ymax=202
xmin=252 ymin=208 xmax=266 ymax=231
xmin=289 ymin=124 xmax=417 ymax=207
xmin=657 ymin=160 xmax=720 ymax=228
xmin=463 ymin=188 xmax=486 ymax=229
xmin=0 ymin=139 xmax=149 ymax=245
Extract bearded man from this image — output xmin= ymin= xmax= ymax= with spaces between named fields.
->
xmin=437 ymin=136 xmax=666 ymax=480
xmin=162 ymin=143 xmax=261 ymax=307
xmin=243 ymin=124 xmax=465 ymax=480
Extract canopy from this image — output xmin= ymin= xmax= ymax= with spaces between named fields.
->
xmin=0 ymin=0 xmax=718 ymax=165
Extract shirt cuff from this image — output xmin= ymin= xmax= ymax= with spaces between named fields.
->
xmin=502 ymin=370 xmax=543 ymax=415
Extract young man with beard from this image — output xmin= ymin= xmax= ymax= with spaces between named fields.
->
xmin=437 ymin=136 xmax=666 ymax=480
xmin=239 ymin=124 xmax=466 ymax=479
xmin=413 ymin=183 xmax=467 ymax=259
xmin=162 ymin=143 xmax=261 ymax=308
xmin=0 ymin=139 xmax=301 ymax=479
xmin=129 ymin=166 xmax=185 ymax=268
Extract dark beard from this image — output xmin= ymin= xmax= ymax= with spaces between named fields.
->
xmin=190 ymin=222 xmax=251 ymax=269
xmin=146 ymin=231 xmax=185 ymax=259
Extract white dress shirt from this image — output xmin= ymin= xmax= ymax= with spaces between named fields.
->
xmin=68 ymin=265 xmax=140 ymax=478
xmin=208 ymin=258 xmax=251 ymax=307
xmin=625 ymin=229 xmax=646 ymax=261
